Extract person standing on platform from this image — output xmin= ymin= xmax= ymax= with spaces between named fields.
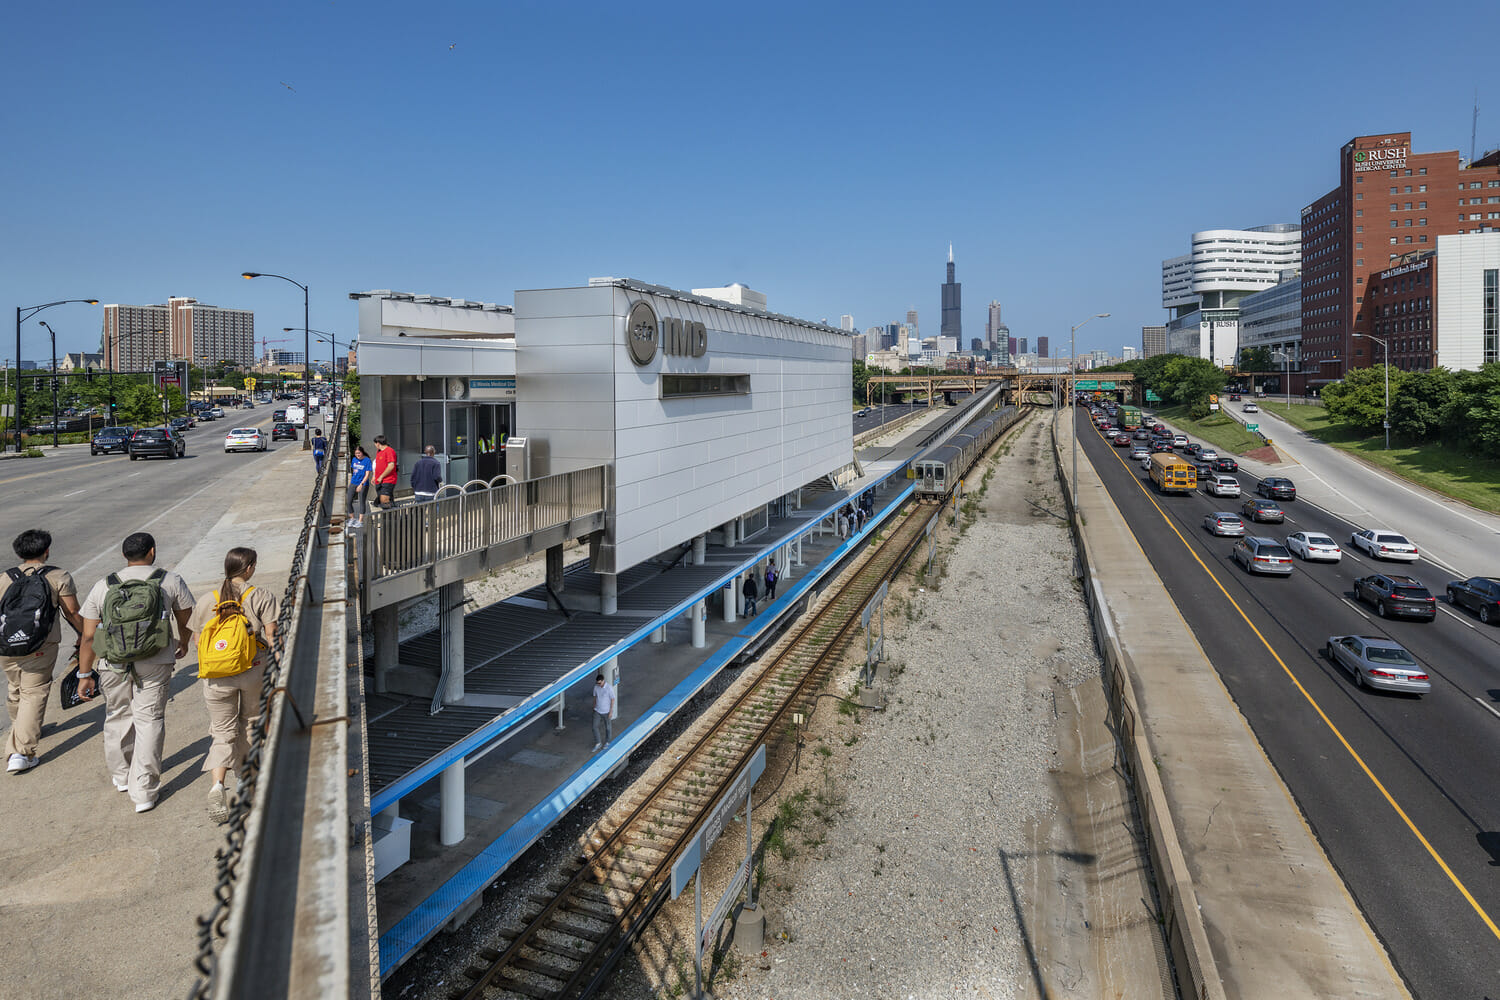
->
xmin=347 ymin=445 xmax=373 ymax=528
xmin=2 ymin=529 xmax=84 ymax=775
xmin=591 ymin=672 xmax=615 ymax=752
xmin=410 ymin=445 xmax=443 ymax=502
xmin=76 ymin=532 xmax=195 ymax=814
xmin=372 ymin=435 xmax=398 ymax=509
xmin=311 ymin=428 xmax=327 ymax=474
xmin=764 ymin=560 xmax=778 ymax=601
xmin=742 ymin=573 xmax=758 ymax=618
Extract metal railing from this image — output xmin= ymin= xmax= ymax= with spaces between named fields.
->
xmin=361 ymin=465 xmax=607 ymax=585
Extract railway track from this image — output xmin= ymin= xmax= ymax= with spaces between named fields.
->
xmin=448 ymin=497 xmax=939 ymax=1000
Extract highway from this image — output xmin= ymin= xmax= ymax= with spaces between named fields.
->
xmin=0 ymin=407 xmax=316 ymax=596
xmin=1076 ymin=408 xmax=1500 ymax=999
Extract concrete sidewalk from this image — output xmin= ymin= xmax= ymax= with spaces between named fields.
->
xmin=0 ymin=447 xmax=315 ymax=1000
xmin=1060 ymin=414 xmax=1410 ymax=999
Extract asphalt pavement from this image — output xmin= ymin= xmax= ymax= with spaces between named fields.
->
xmin=1079 ymin=409 xmax=1500 ymax=1000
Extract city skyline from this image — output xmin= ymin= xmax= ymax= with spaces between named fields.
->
xmin=3 ymin=2 xmax=1498 ymax=364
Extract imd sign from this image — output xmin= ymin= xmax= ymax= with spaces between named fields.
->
xmin=625 ymin=300 xmax=708 ymax=367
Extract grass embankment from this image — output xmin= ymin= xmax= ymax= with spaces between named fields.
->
xmin=1258 ymin=402 xmax=1500 ymax=514
xmin=1151 ymin=404 xmax=1266 ymax=457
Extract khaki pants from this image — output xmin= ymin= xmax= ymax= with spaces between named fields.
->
xmin=99 ymin=659 xmax=174 ymax=807
xmin=201 ymin=662 xmax=265 ymax=773
xmin=3 ymin=645 xmax=57 ymax=758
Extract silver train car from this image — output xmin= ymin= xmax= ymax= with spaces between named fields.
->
xmin=911 ymin=404 xmax=1024 ymax=499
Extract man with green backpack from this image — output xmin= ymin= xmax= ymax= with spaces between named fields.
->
xmin=77 ymin=532 xmax=196 ymax=814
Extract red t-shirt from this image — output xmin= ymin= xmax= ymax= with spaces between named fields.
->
xmin=374 ymin=445 xmax=398 ymax=485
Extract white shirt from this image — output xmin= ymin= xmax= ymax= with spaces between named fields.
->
xmin=593 ymin=681 xmax=615 ymax=715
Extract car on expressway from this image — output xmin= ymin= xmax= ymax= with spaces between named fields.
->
xmin=90 ymin=426 xmax=134 ymax=455
xmin=1203 ymin=512 xmax=1246 ymax=537
xmin=1353 ymin=573 xmax=1437 ymax=621
xmin=169 ymin=417 xmax=194 ymax=434
xmin=1285 ymin=531 xmax=1342 ymax=562
xmin=1172 ymin=434 xmax=1188 ymax=448
xmin=271 ymin=422 xmax=298 ymax=441
xmin=1243 ymin=402 xmax=1260 ymax=413
xmin=1150 ymin=441 xmax=1173 ymax=453
xmin=1207 ymin=475 xmax=1241 ymax=498
xmin=1113 ymin=433 xmax=1131 ymax=447
xmin=224 ymin=427 xmax=268 ymax=453
xmin=1129 ymin=445 xmax=1150 ymax=460
xmin=1232 ymin=536 xmax=1294 ymax=576
xmin=128 ymin=427 xmax=185 ymax=460
xmin=1211 ymin=457 xmax=1239 ymax=473
xmin=1257 ymin=477 xmax=1296 ymax=500
xmin=1241 ymin=498 xmax=1286 ymax=523
xmin=1350 ymin=529 xmax=1420 ymax=562
xmin=1192 ymin=459 xmax=1214 ymax=479
xmin=1197 ymin=448 xmax=1220 ymax=462
xmin=1445 ymin=577 xmax=1500 ymax=625
xmin=1323 ymin=635 xmax=1430 ymax=695
xmin=1182 ymin=443 xmax=1202 ymax=456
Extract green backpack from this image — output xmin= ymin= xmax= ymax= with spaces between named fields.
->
xmin=94 ymin=569 xmax=172 ymax=668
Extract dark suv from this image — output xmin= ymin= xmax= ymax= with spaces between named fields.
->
xmin=91 ymin=426 xmax=134 ymax=455
xmin=1257 ymin=477 xmax=1296 ymax=500
xmin=1353 ymin=573 xmax=1437 ymax=621
xmin=128 ymin=427 xmax=186 ymax=460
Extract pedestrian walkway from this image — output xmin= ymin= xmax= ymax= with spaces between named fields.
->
xmin=0 ymin=447 xmax=316 ymax=1000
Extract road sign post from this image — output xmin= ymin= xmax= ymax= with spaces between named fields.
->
xmin=1246 ymin=423 xmax=1259 ymax=433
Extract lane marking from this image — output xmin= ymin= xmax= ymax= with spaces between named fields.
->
xmin=1087 ymin=418 xmax=1500 ymax=945
xmin=1339 ymin=597 xmax=1372 ymax=621
xmin=1439 ymin=606 xmax=1476 ymax=630
xmin=63 ymin=488 xmax=87 ymax=498
xmin=1475 ymin=698 xmax=1500 ymax=721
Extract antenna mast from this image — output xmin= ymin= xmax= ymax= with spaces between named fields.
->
xmin=1472 ymin=88 xmax=1479 ymax=165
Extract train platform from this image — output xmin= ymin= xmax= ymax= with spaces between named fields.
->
xmin=0 ymin=447 xmax=317 ymax=1000
xmin=370 ymin=456 xmax=918 ymax=975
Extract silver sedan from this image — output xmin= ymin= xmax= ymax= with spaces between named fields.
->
xmin=1324 ymin=635 xmax=1430 ymax=695
xmin=1203 ymin=512 xmax=1246 ymax=537
xmin=1285 ymin=531 xmax=1342 ymax=562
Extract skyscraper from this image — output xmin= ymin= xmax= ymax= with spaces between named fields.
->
xmin=1037 ymin=336 xmax=1049 ymax=358
xmin=840 ymin=315 xmax=855 ymax=332
xmin=1141 ymin=326 xmax=1167 ymax=358
xmin=906 ymin=309 xmax=919 ymax=340
xmin=940 ymin=245 xmax=962 ymax=346
xmin=986 ymin=301 xmax=1003 ymax=350
xmin=1019 ymin=337 xmax=1028 ymax=356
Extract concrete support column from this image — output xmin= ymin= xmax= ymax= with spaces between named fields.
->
xmin=551 ymin=692 xmax=565 ymax=731
xmin=691 ymin=599 xmax=706 ymax=648
xmin=546 ymin=544 xmax=565 ymax=610
xmin=726 ymin=519 xmax=737 ymax=547
xmin=652 ymin=624 xmax=667 ymax=643
xmin=692 ymin=534 xmax=706 ymax=566
xmin=723 ymin=580 xmax=737 ymax=623
xmin=604 ymin=657 xmax=619 ymax=721
xmin=795 ymin=536 xmax=803 ymax=567
xmin=600 ymin=572 xmax=617 ymax=616
xmin=379 ymin=801 xmax=401 ymax=825
xmin=439 ymin=581 xmax=465 ymax=705
xmin=440 ymin=758 xmax=465 ymax=846
xmin=373 ymin=605 xmax=399 ymax=695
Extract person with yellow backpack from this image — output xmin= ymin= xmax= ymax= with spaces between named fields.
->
xmin=187 ymin=547 xmax=278 ymax=824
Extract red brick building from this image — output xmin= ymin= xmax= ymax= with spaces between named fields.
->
xmin=1364 ymin=253 xmax=1436 ymax=370
xmin=1300 ymin=132 xmax=1500 ymax=384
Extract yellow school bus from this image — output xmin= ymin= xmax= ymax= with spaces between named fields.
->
xmin=1148 ymin=451 xmax=1197 ymax=494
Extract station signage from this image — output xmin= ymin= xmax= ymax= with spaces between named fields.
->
xmin=625 ymin=300 xmax=707 ymax=367
xmin=469 ymin=378 xmax=516 ymax=400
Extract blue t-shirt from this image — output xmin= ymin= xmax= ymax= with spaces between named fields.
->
xmin=350 ymin=455 xmax=374 ymax=488
xmin=312 ymin=434 xmax=327 ymax=455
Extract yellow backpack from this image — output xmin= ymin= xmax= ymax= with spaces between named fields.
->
xmin=197 ymin=587 xmax=260 ymax=679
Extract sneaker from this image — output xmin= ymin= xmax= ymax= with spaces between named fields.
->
xmin=6 ymin=753 xmax=38 ymax=774
xmin=114 ymin=780 xmax=129 ymax=792
xmin=207 ymin=785 xmax=230 ymax=824
xmin=602 ymin=741 xmax=610 ymax=750
xmin=134 ymin=800 xmax=156 ymax=814
xmin=591 ymin=743 xmax=601 ymax=752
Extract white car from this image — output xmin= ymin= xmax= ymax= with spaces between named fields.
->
xmin=1285 ymin=531 xmax=1342 ymax=562
xmin=1349 ymin=529 xmax=1419 ymax=562
xmin=1207 ymin=475 xmax=1241 ymax=497
xmin=1197 ymin=448 xmax=1220 ymax=462
xmin=1244 ymin=402 xmax=1260 ymax=413
xmin=224 ymin=427 xmax=268 ymax=452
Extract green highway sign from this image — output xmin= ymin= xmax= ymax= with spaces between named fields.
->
xmin=1098 ymin=381 xmax=1117 ymax=390
xmin=1074 ymin=380 xmax=1098 ymax=390
xmin=1145 ymin=390 xmax=1161 ymax=401
xmin=1246 ymin=423 xmax=1259 ymax=432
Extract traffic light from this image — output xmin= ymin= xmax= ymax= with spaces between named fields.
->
xmin=32 ymin=378 xmax=43 ymax=391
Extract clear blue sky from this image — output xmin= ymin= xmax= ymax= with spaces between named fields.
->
xmin=4 ymin=0 xmax=1497 ymax=362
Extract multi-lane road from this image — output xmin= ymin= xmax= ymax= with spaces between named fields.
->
xmin=0 ymin=409 xmax=312 ymax=596
xmin=1078 ymin=408 xmax=1500 ymax=1000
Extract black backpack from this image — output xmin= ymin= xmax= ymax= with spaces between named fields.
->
xmin=0 ymin=566 xmax=60 ymax=657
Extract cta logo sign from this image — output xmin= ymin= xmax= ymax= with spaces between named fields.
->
xmin=625 ymin=300 xmax=707 ymax=366
xmin=1353 ymin=146 xmax=1407 ymax=172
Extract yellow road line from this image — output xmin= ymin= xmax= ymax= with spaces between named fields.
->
xmin=1088 ymin=420 xmax=1500 ymax=943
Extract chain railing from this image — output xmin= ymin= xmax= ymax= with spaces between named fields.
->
xmin=362 ymin=464 xmax=606 ymax=584
xmin=188 ymin=405 xmax=344 ymax=998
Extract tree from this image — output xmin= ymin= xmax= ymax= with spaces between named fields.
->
xmin=1389 ymin=368 xmax=1455 ymax=440
xmin=1159 ymin=356 xmax=1227 ymax=408
xmin=1239 ymin=347 xmax=1273 ymax=371
xmin=852 ymin=360 xmax=869 ymax=405
xmin=114 ymin=382 xmax=187 ymax=427
xmin=1448 ymin=364 xmax=1500 ymax=457
xmin=1323 ymin=366 xmax=1405 ymax=434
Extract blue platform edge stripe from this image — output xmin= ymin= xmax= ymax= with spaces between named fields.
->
xmin=377 ymin=476 xmax=915 ymax=976
xmin=369 ymin=466 xmax=912 ymax=816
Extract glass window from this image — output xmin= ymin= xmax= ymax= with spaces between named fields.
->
xmin=1419 ymin=168 xmax=1427 ymax=175
xmin=1356 ymin=242 xmax=1363 ymax=249
xmin=1390 ymin=187 xmax=1398 ymax=194
xmin=1390 ymin=220 xmax=1398 ymax=228
xmin=1357 ymin=259 xmax=1364 ymax=266
xmin=1419 ymin=201 xmax=1427 ymax=208
xmin=1356 ymin=192 xmax=1363 ymax=200
xmin=1356 ymin=209 xmax=1363 ymax=217
xmin=1390 ymin=237 xmax=1398 ymax=244
xmin=1404 ymin=202 xmax=1412 ymax=210
xmin=1404 ymin=186 xmax=1412 ymax=193
xmin=1419 ymin=235 xmax=1427 ymax=243
xmin=1357 ymin=176 xmax=1364 ymax=183
xmin=1390 ymin=203 xmax=1399 ymax=210
xmin=1357 ymin=225 xmax=1363 ymax=233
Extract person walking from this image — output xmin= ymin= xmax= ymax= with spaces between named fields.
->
xmin=764 ymin=560 xmax=778 ymax=601
xmin=410 ymin=445 xmax=443 ymax=502
xmin=590 ymin=672 xmax=615 ymax=752
xmin=741 ymin=573 xmax=758 ymax=618
xmin=347 ymin=445 xmax=373 ymax=528
xmin=1 ymin=529 xmax=84 ymax=774
xmin=188 ymin=547 xmax=277 ymax=824
xmin=311 ymin=428 xmax=328 ymax=474
xmin=76 ymin=532 xmax=195 ymax=813
xmin=372 ymin=434 xmax=398 ymax=509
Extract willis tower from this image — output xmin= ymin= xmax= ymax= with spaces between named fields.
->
xmin=940 ymin=244 xmax=962 ymax=347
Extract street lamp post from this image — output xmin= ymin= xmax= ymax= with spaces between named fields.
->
xmin=1069 ymin=313 xmax=1111 ymax=510
xmin=14 ymin=299 xmax=97 ymax=452
xmin=37 ymin=321 xmax=62 ymax=448
xmin=1353 ymin=332 xmax=1391 ymax=450
xmin=243 ymin=272 xmax=310 ymax=449
xmin=285 ymin=326 xmax=350 ymax=393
